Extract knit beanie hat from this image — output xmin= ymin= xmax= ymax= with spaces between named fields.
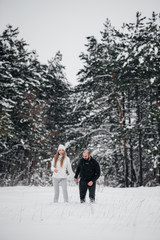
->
xmin=58 ymin=144 xmax=65 ymax=151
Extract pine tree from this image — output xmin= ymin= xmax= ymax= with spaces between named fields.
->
xmin=72 ymin=12 xmax=160 ymax=187
xmin=0 ymin=26 xmax=71 ymax=186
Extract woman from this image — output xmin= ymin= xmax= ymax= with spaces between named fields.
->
xmin=51 ymin=144 xmax=74 ymax=203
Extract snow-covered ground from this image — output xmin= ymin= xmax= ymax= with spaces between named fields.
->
xmin=0 ymin=185 xmax=160 ymax=240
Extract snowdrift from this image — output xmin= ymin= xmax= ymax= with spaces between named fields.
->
xmin=0 ymin=185 xmax=160 ymax=240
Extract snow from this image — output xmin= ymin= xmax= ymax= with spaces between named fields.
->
xmin=0 ymin=101 xmax=13 ymax=109
xmin=0 ymin=185 xmax=160 ymax=240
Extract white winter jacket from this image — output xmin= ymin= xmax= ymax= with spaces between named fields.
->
xmin=51 ymin=155 xmax=74 ymax=178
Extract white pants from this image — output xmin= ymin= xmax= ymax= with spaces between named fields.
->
xmin=53 ymin=178 xmax=68 ymax=202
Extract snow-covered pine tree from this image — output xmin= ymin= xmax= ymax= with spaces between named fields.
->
xmin=119 ymin=12 xmax=160 ymax=186
xmin=0 ymin=27 xmax=71 ymax=186
xmin=0 ymin=25 xmax=35 ymax=185
xmin=68 ymin=20 xmax=125 ymax=186
xmin=70 ymin=13 xmax=160 ymax=187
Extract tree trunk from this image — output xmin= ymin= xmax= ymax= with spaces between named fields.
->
xmin=156 ymin=83 xmax=160 ymax=183
xmin=112 ymin=73 xmax=128 ymax=187
xmin=135 ymin=85 xmax=143 ymax=186
xmin=127 ymin=88 xmax=135 ymax=186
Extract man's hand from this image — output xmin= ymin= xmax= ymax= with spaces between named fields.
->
xmin=54 ymin=169 xmax=58 ymax=173
xmin=88 ymin=181 xmax=93 ymax=186
xmin=74 ymin=178 xmax=78 ymax=182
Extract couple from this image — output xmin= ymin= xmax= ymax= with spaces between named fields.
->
xmin=51 ymin=144 xmax=100 ymax=203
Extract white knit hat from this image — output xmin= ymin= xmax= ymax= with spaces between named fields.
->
xmin=58 ymin=144 xmax=65 ymax=151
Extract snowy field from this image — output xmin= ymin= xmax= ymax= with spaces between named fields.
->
xmin=0 ymin=185 xmax=160 ymax=240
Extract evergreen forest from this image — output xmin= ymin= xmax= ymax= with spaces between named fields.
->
xmin=0 ymin=12 xmax=159 ymax=187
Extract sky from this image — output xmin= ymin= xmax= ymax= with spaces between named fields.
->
xmin=0 ymin=0 xmax=159 ymax=86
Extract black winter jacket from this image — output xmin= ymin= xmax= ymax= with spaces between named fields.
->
xmin=74 ymin=157 xmax=100 ymax=182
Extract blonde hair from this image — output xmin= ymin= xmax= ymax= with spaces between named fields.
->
xmin=54 ymin=151 xmax=66 ymax=168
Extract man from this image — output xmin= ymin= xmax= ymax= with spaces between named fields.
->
xmin=74 ymin=150 xmax=100 ymax=203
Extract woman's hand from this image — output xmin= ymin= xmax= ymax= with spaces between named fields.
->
xmin=54 ymin=169 xmax=58 ymax=173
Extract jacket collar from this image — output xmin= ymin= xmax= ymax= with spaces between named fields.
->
xmin=82 ymin=156 xmax=93 ymax=162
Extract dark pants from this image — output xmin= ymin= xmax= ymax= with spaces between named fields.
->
xmin=79 ymin=180 xmax=96 ymax=203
